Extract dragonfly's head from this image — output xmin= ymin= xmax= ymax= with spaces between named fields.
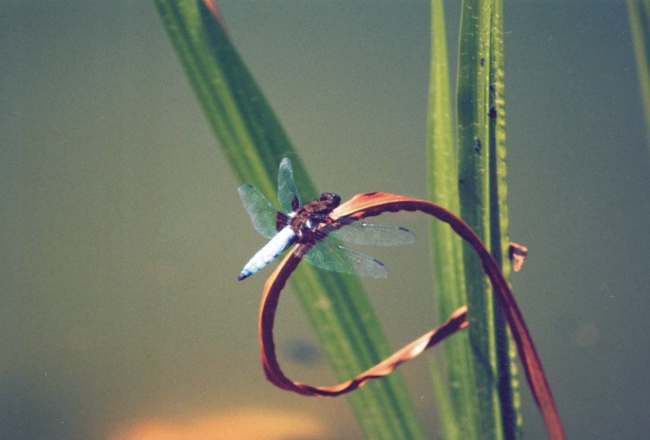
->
xmin=318 ymin=193 xmax=341 ymax=209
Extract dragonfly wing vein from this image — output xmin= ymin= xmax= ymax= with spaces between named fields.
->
xmin=328 ymin=221 xmax=416 ymax=246
xmin=238 ymin=183 xmax=278 ymax=239
xmin=278 ymin=157 xmax=301 ymax=213
xmin=303 ymin=239 xmax=388 ymax=278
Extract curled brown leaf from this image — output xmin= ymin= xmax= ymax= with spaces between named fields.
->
xmin=258 ymin=192 xmax=565 ymax=440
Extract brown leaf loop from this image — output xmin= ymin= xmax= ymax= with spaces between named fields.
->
xmin=258 ymin=192 xmax=565 ymax=440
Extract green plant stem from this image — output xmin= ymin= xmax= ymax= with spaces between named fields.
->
xmin=427 ymin=0 xmax=517 ymax=437
xmin=456 ymin=0 xmax=504 ymax=437
xmin=488 ymin=1 xmax=522 ymax=438
xmin=427 ymin=0 xmax=476 ymax=439
xmin=628 ymin=0 xmax=650 ymax=150
xmin=153 ymin=1 xmax=426 ymax=438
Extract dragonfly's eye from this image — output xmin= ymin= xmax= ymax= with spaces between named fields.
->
xmin=319 ymin=193 xmax=341 ymax=208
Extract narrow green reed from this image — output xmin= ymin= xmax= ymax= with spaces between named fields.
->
xmin=428 ymin=0 xmax=518 ymax=438
xmin=628 ymin=0 xmax=650 ymax=150
xmin=488 ymin=1 xmax=523 ymax=438
xmin=153 ymin=1 xmax=425 ymax=438
xmin=426 ymin=0 xmax=475 ymax=438
xmin=456 ymin=0 xmax=503 ymax=435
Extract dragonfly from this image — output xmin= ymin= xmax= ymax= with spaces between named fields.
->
xmin=237 ymin=158 xmax=416 ymax=281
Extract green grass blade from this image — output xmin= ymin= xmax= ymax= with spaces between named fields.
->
xmin=456 ymin=0 xmax=505 ymax=437
xmin=628 ymin=0 xmax=650 ymax=150
xmin=426 ymin=0 xmax=477 ymax=439
xmin=429 ymin=0 xmax=520 ymax=438
xmin=488 ymin=1 xmax=521 ymax=438
xmin=153 ymin=1 xmax=425 ymax=438
xmin=428 ymin=355 xmax=460 ymax=439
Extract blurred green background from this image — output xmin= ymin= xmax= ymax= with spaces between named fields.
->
xmin=1 ymin=1 xmax=648 ymax=439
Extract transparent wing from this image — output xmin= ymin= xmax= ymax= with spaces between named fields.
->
xmin=327 ymin=219 xmax=416 ymax=246
xmin=237 ymin=183 xmax=279 ymax=239
xmin=303 ymin=238 xmax=388 ymax=278
xmin=277 ymin=157 xmax=301 ymax=213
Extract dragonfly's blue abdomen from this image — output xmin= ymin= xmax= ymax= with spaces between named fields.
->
xmin=238 ymin=226 xmax=296 ymax=280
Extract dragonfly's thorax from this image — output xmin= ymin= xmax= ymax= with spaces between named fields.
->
xmin=279 ymin=192 xmax=342 ymax=243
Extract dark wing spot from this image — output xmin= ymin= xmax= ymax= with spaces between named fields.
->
xmin=276 ymin=212 xmax=289 ymax=231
